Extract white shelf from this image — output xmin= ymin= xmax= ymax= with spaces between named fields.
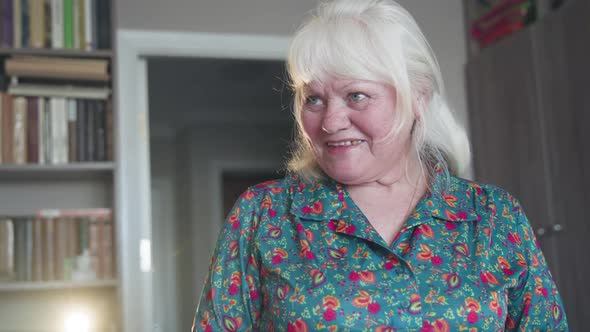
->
xmin=0 ymin=279 xmax=118 ymax=292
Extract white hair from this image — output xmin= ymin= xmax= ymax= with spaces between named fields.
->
xmin=286 ymin=0 xmax=471 ymax=183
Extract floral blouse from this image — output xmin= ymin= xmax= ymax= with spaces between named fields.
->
xmin=192 ymin=167 xmax=568 ymax=331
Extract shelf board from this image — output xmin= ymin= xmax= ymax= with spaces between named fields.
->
xmin=0 ymin=279 xmax=118 ymax=292
xmin=0 ymin=162 xmax=115 ymax=181
xmin=0 ymin=47 xmax=113 ymax=58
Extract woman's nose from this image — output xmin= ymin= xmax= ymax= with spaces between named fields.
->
xmin=321 ymin=103 xmax=351 ymax=134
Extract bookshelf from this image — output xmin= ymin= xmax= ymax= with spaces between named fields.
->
xmin=0 ymin=0 xmax=119 ymax=331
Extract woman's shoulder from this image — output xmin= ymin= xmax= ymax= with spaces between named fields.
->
xmin=451 ymin=175 xmax=525 ymax=217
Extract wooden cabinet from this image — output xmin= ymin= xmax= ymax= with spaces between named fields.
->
xmin=466 ymin=0 xmax=589 ymax=330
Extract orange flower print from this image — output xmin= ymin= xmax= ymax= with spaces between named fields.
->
xmin=417 ymin=244 xmax=433 ymax=261
xmin=443 ymin=194 xmax=458 ymax=208
xmin=228 ymin=207 xmax=240 ymax=230
xmin=418 ymin=224 xmax=435 ymax=238
xmin=352 ymin=290 xmax=371 ymax=308
xmin=221 ymin=316 xmax=243 ymax=332
xmin=287 ymin=319 xmax=309 ymax=332
xmin=422 ymin=318 xmax=450 ymax=332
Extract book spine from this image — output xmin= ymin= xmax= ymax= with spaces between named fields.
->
xmin=42 ymin=217 xmax=54 ymax=281
xmin=88 ymin=217 xmax=99 ymax=279
xmin=51 ymin=0 xmax=63 ymax=48
xmin=105 ymin=98 xmax=112 ymax=161
xmin=78 ymin=0 xmax=84 ymax=49
xmin=67 ymin=98 xmax=77 ymax=162
xmin=31 ymin=218 xmax=42 ymax=281
xmin=76 ymin=99 xmax=85 ymax=161
xmin=37 ymin=97 xmax=45 ymax=164
xmin=2 ymin=0 xmax=14 ymax=47
xmin=102 ymin=218 xmax=114 ymax=279
xmin=86 ymin=99 xmax=94 ymax=161
xmin=63 ymin=0 xmax=72 ymax=48
xmin=96 ymin=0 xmax=108 ymax=49
xmin=0 ymin=219 xmax=15 ymax=280
xmin=12 ymin=96 xmax=27 ymax=164
xmin=13 ymin=0 xmax=21 ymax=48
xmin=2 ymin=94 xmax=14 ymax=164
xmin=54 ymin=217 xmax=67 ymax=280
xmin=72 ymin=0 xmax=78 ymax=48
xmin=28 ymin=0 xmax=43 ymax=48
xmin=43 ymin=98 xmax=51 ymax=163
xmin=24 ymin=218 xmax=33 ymax=281
xmin=83 ymin=0 xmax=91 ymax=50
xmin=59 ymin=97 xmax=68 ymax=163
xmin=20 ymin=0 xmax=28 ymax=47
xmin=13 ymin=219 xmax=23 ymax=280
xmin=26 ymin=96 xmax=39 ymax=163
xmin=95 ymin=99 xmax=105 ymax=161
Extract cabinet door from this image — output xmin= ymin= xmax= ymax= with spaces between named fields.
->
xmin=466 ymin=29 xmax=558 ymax=271
xmin=534 ymin=1 xmax=590 ymax=330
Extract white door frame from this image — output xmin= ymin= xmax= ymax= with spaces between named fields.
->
xmin=115 ymin=29 xmax=289 ymax=332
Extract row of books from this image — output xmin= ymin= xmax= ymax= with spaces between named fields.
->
xmin=0 ymin=92 xmax=113 ymax=164
xmin=470 ymin=0 xmax=536 ymax=48
xmin=0 ymin=0 xmax=111 ymax=50
xmin=0 ymin=208 xmax=115 ymax=282
xmin=5 ymin=55 xmax=110 ymax=82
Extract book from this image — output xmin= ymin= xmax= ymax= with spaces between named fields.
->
xmin=72 ymin=0 xmax=79 ymax=49
xmin=2 ymin=0 xmax=14 ymax=48
xmin=42 ymin=97 xmax=51 ymax=164
xmin=8 ymin=83 xmax=111 ymax=99
xmin=5 ymin=56 xmax=110 ymax=81
xmin=76 ymin=98 xmax=85 ymax=161
xmin=13 ymin=0 xmax=21 ymax=48
xmin=41 ymin=217 xmax=54 ymax=280
xmin=0 ymin=218 xmax=15 ymax=281
xmin=20 ymin=0 xmax=28 ymax=48
xmin=102 ymin=219 xmax=114 ymax=279
xmin=51 ymin=0 xmax=64 ymax=48
xmin=37 ymin=96 xmax=46 ymax=164
xmin=2 ymin=93 xmax=14 ymax=164
xmin=83 ymin=0 xmax=92 ymax=50
xmin=24 ymin=218 xmax=32 ymax=281
xmin=29 ymin=0 xmax=44 ymax=48
xmin=86 ymin=98 xmax=94 ymax=161
xmin=67 ymin=98 xmax=77 ymax=162
xmin=31 ymin=218 xmax=42 ymax=281
xmin=63 ymin=0 xmax=73 ymax=48
xmin=94 ymin=99 xmax=105 ymax=160
xmin=26 ymin=96 xmax=39 ymax=163
xmin=96 ymin=0 xmax=109 ymax=49
xmin=53 ymin=217 xmax=67 ymax=280
xmin=12 ymin=96 xmax=27 ymax=164
xmin=105 ymin=98 xmax=112 ymax=161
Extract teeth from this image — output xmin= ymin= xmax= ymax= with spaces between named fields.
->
xmin=327 ymin=140 xmax=364 ymax=147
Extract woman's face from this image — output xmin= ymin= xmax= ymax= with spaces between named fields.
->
xmin=301 ymin=78 xmax=414 ymax=185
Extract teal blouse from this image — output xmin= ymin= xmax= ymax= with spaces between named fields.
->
xmin=192 ymin=167 xmax=568 ymax=331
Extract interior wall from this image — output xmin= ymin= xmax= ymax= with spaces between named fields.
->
xmin=117 ymin=0 xmax=468 ymax=129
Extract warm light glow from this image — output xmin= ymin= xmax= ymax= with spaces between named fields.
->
xmin=64 ymin=310 xmax=90 ymax=332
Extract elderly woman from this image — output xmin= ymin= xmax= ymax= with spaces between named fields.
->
xmin=192 ymin=0 xmax=567 ymax=331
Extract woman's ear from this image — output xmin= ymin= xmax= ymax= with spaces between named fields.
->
xmin=412 ymin=89 xmax=432 ymax=120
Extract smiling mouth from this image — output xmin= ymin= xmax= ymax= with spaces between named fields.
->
xmin=326 ymin=140 xmax=365 ymax=147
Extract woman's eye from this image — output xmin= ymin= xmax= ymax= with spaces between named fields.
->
xmin=349 ymin=92 xmax=368 ymax=102
xmin=305 ymin=96 xmax=323 ymax=106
